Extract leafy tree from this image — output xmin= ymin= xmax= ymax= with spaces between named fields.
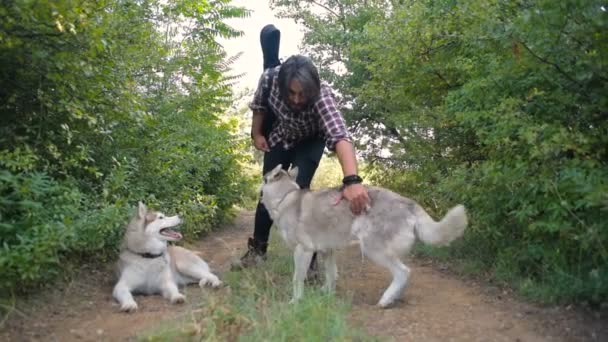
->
xmin=272 ymin=0 xmax=608 ymax=305
xmin=0 ymin=0 xmax=250 ymax=294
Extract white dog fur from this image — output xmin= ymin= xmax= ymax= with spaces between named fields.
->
xmin=260 ymin=165 xmax=468 ymax=307
xmin=112 ymin=202 xmax=221 ymax=312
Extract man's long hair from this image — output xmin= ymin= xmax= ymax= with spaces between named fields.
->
xmin=277 ymin=55 xmax=321 ymax=105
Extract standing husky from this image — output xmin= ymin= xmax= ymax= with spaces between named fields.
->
xmin=113 ymin=202 xmax=222 ymax=312
xmin=260 ymin=165 xmax=468 ymax=308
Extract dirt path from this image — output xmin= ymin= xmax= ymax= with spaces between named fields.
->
xmin=2 ymin=211 xmax=606 ymax=341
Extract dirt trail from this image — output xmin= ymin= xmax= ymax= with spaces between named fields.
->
xmin=2 ymin=211 xmax=606 ymax=341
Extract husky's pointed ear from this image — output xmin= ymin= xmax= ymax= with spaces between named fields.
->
xmin=138 ymin=201 xmax=147 ymax=219
xmin=263 ymin=164 xmax=283 ymax=183
xmin=271 ymin=164 xmax=283 ymax=174
xmin=288 ymin=166 xmax=299 ymax=180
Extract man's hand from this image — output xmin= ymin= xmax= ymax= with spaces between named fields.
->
xmin=341 ymin=183 xmax=370 ymax=215
xmin=253 ymin=134 xmax=270 ymax=152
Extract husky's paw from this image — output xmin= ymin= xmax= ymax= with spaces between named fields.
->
xmin=120 ymin=301 xmax=138 ymax=313
xmin=377 ymin=298 xmax=395 ymax=309
xmin=170 ymin=293 xmax=186 ymax=304
xmin=199 ymin=276 xmax=222 ymax=288
xmin=288 ymin=298 xmax=299 ymax=305
xmin=210 ymin=276 xmax=223 ymax=288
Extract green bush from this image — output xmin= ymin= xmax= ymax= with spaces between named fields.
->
xmin=274 ymin=0 xmax=608 ymax=305
xmin=0 ymin=152 xmax=81 ymax=291
xmin=0 ymin=0 xmax=250 ymax=296
xmin=435 ymin=0 xmax=608 ymax=304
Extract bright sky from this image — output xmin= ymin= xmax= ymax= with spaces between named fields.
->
xmin=219 ymin=0 xmax=304 ymax=91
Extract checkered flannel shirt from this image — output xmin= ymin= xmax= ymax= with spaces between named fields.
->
xmin=249 ymin=66 xmax=351 ymax=151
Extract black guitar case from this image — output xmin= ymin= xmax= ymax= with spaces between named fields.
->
xmin=260 ymin=24 xmax=281 ymax=138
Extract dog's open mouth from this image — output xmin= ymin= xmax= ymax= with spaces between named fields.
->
xmin=160 ymin=227 xmax=183 ymax=240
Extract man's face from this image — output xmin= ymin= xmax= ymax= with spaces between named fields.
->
xmin=287 ymin=79 xmax=307 ymax=112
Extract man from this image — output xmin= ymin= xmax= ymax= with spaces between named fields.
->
xmin=236 ymin=54 xmax=370 ymax=269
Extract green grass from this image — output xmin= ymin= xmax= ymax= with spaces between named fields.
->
xmin=139 ymin=233 xmax=380 ymax=342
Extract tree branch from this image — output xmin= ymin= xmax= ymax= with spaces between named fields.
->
xmin=306 ymin=0 xmax=340 ymax=18
xmin=518 ymin=40 xmax=582 ymax=88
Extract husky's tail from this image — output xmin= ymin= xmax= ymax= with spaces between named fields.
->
xmin=414 ymin=204 xmax=467 ymax=246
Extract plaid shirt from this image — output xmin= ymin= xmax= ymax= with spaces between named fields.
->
xmin=249 ymin=66 xmax=351 ymax=151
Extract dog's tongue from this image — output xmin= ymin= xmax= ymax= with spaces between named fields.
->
xmin=161 ymin=229 xmax=183 ymax=240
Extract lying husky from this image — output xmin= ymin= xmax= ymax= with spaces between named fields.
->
xmin=113 ymin=202 xmax=222 ymax=312
xmin=261 ymin=165 xmax=468 ymax=308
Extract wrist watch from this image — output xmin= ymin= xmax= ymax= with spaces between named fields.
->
xmin=342 ymin=174 xmax=363 ymax=186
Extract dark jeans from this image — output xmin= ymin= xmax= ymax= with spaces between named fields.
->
xmin=253 ymin=138 xmax=325 ymax=243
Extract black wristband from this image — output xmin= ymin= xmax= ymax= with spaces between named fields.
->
xmin=342 ymin=174 xmax=363 ymax=186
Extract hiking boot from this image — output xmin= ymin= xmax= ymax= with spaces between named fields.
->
xmin=231 ymin=237 xmax=268 ymax=270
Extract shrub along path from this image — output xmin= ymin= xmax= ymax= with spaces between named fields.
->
xmin=2 ymin=210 xmax=606 ymax=341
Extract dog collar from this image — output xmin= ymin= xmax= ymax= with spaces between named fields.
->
xmin=138 ymin=252 xmax=164 ymax=259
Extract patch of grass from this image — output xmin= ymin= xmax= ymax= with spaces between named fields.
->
xmin=139 ymin=233 xmax=380 ymax=341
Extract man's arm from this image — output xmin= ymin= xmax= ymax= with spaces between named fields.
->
xmin=314 ymin=84 xmax=370 ymax=214
xmin=251 ymin=111 xmax=270 ymax=152
xmin=249 ymin=69 xmax=273 ymax=152
xmin=334 ymin=139 xmax=358 ymax=176
xmin=335 ymin=139 xmax=370 ymax=214
xmin=251 ymin=110 xmax=264 ymax=138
